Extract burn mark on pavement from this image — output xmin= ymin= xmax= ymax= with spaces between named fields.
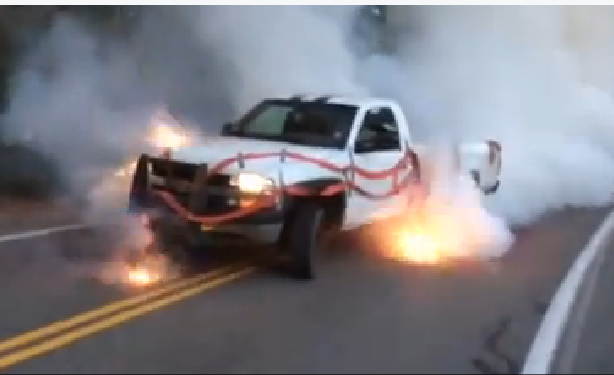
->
xmin=474 ymin=316 xmax=518 ymax=374
xmin=473 ymin=296 xmax=558 ymax=375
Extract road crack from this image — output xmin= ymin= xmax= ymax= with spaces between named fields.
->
xmin=473 ymin=316 xmax=520 ymax=374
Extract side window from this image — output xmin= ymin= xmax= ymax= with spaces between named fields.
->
xmin=246 ymin=105 xmax=292 ymax=135
xmin=354 ymin=106 xmax=401 ymax=153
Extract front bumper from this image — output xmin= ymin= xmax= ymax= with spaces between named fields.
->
xmin=128 ymin=154 xmax=286 ymax=244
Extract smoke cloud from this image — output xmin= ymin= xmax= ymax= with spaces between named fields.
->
xmin=370 ymin=6 xmax=614 ymax=226
xmin=3 ymin=5 xmax=614 ymax=245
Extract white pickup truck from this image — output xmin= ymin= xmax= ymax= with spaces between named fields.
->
xmin=128 ymin=95 xmax=502 ymax=280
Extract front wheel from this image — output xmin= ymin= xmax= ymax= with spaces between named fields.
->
xmin=282 ymin=202 xmax=326 ymax=280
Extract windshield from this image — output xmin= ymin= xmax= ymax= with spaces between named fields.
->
xmin=225 ymin=99 xmax=358 ymax=149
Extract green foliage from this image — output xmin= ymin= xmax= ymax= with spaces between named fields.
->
xmin=0 ymin=142 xmax=65 ymax=199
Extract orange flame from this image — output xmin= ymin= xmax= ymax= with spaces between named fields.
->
xmin=372 ymin=181 xmax=509 ymax=266
xmin=396 ymin=227 xmax=441 ymax=264
xmin=111 ymin=111 xmax=191 ymax=179
xmin=379 ymin=214 xmax=446 ymax=265
xmin=147 ymin=124 xmax=188 ymax=150
xmin=127 ymin=266 xmax=161 ymax=286
xmin=146 ymin=108 xmax=191 ymax=151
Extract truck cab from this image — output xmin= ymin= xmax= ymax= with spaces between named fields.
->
xmin=129 ymin=94 xmax=502 ymax=280
xmin=218 ymin=95 xmax=421 ymax=230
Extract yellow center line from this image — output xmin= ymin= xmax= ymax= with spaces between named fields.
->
xmin=0 ymin=264 xmax=242 ymax=355
xmin=0 ymin=266 xmax=255 ymax=370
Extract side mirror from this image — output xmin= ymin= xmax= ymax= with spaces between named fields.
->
xmin=221 ymin=122 xmax=234 ymax=135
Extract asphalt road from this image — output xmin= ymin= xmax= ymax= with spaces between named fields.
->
xmin=0 ymin=206 xmax=610 ymax=374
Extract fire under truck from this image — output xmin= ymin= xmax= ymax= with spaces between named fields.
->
xmin=127 ymin=95 xmax=502 ymax=280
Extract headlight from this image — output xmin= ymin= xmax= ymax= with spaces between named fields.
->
xmin=229 ymin=173 xmax=274 ymax=195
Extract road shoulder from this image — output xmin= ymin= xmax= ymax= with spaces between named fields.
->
xmin=0 ymin=197 xmax=83 ymax=235
xmin=568 ymin=240 xmax=614 ymax=374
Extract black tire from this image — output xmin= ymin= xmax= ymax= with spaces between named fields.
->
xmin=285 ymin=202 xmax=326 ymax=280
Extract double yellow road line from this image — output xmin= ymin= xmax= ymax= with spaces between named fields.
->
xmin=0 ymin=264 xmax=255 ymax=370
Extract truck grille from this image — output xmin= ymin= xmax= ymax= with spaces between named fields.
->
xmin=147 ymin=157 xmax=234 ymax=214
xmin=149 ymin=158 xmax=230 ymax=187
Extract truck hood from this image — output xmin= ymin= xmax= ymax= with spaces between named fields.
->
xmin=169 ymin=136 xmax=345 ymax=178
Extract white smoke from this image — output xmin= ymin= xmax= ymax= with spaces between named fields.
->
xmin=175 ymin=5 xmax=614 ymax=229
xmin=374 ymin=6 xmax=614 ymax=226
xmin=3 ymin=6 xmax=614 ymax=262
xmin=2 ymin=15 xmax=158 ymax=198
xmin=185 ymin=6 xmax=368 ymax=111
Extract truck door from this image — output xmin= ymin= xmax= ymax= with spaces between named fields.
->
xmin=344 ymin=105 xmax=407 ymax=228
